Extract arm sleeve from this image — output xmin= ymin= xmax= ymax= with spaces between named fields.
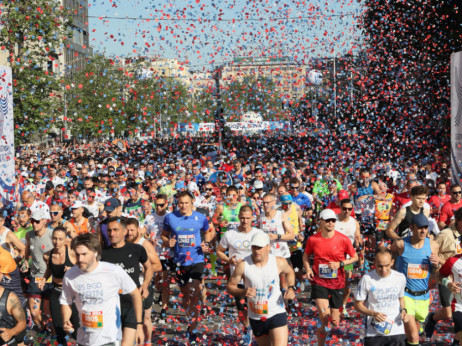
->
xmin=115 ymin=265 xmax=137 ymax=294
xmin=354 ymin=274 xmax=369 ymax=301
xmin=440 ymin=256 xmax=459 ymax=278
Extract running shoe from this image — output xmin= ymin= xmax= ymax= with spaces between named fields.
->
xmin=242 ymin=327 xmax=253 ymax=345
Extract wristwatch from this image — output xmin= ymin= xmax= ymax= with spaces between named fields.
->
xmin=288 ymin=285 xmax=296 ymax=291
xmin=277 ymin=234 xmax=281 ymax=240
xmin=339 ymin=261 xmax=344 ymax=268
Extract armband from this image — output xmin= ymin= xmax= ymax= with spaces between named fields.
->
xmin=442 ymin=277 xmax=450 ymax=288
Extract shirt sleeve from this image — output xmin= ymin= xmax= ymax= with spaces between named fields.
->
xmin=138 ymin=244 xmax=148 ymax=264
xmin=219 ymin=232 xmax=229 ymax=249
xmin=201 ymin=214 xmax=210 ymax=232
xmin=59 ymin=275 xmax=75 ymax=306
xmin=398 ymin=273 xmax=406 ymax=297
xmin=440 ymin=255 xmax=459 ymax=278
xmin=163 ymin=214 xmax=171 ymax=233
xmin=304 ymin=238 xmax=313 ymax=255
xmin=115 ymin=265 xmax=137 ymax=294
xmin=439 ymin=203 xmax=450 ymax=224
xmin=354 ymin=274 xmax=369 ymax=301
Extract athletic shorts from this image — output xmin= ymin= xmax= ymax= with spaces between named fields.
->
xmin=143 ymin=285 xmax=154 ymax=310
xmin=249 ymin=312 xmax=287 ymax=337
xmin=289 ymin=250 xmax=304 ymax=272
xmin=176 ymin=262 xmax=205 ymax=287
xmin=403 ymin=296 xmax=430 ymax=323
xmin=27 ymin=276 xmax=52 ymax=299
xmin=364 ymin=334 xmax=406 ymax=346
xmin=454 ymin=310 xmax=462 ymax=334
xmin=120 ymin=294 xmax=137 ymax=329
xmin=234 ymin=284 xmax=247 ymax=311
xmin=311 ymin=284 xmax=343 ymax=310
xmin=161 ymin=259 xmax=174 ymax=271
xmin=438 ymin=283 xmax=453 ymax=308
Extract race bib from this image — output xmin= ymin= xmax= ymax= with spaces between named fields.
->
xmin=371 ymin=317 xmax=393 ymax=335
xmin=228 ymin=222 xmax=239 ymax=231
xmin=456 ymin=241 xmax=462 ymax=254
xmin=407 ymin=263 xmax=428 ymax=279
xmin=81 ymin=310 xmax=103 ymax=329
xmin=319 ymin=264 xmax=338 ymax=279
xmin=178 ymin=234 xmax=195 ymax=248
xmin=249 ymin=300 xmax=268 ymax=315
xmin=35 ymin=277 xmax=52 ymax=284
xmin=377 ymin=220 xmax=389 ymax=231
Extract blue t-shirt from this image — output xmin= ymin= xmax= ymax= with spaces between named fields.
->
xmin=163 ymin=211 xmax=209 ymax=266
xmin=292 ymin=193 xmax=312 ymax=210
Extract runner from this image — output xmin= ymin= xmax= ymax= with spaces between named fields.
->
xmin=60 ymin=233 xmax=144 ymax=346
xmin=354 ymin=247 xmax=408 ymax=346
xmin=303 ymin=208 xmax=358 ymax=346
xmin=438 ymin=184 xmax=462 ymax=229
xmin=227 ymin=231 xmax=296 ymax=346
xmin=0 ymin=284 xmax=26 ymax=346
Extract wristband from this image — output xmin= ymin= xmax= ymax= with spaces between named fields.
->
xmin=137 ymin=321 xmax=143 ymax=325
xmin=288 ymin=285 xmax=296 ymax=291
xmin=400 ymin=308 xmax=407 ymax=313
xmin=442 ymin=277 xmax=450 ymax=288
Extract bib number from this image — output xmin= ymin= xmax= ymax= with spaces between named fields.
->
xmin=319 ymin=264 xmax=337 ymax=279
xmin=457 ymin=242 xmax=462 ymax=255
xmin=81 ymin=311 xmax=103 ymax=329
xmin=407 ymin=263 xmax=428 ymax=279
xmin=178 ymin=234 xmax=195 ymax=248
xmin=249 ymin=301 xmax=268 ymax=315
xmin=371 ymin=317 xmax=393 ymax=335
xmin=35 ymin=277 xmax=52 ymax=284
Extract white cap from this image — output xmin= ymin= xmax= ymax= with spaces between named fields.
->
xmin=254 ymin=180 xmax=264 ymax=189
xmin=187 ymin=181 xmax=199 ymax=193
xmin=71 ymin=201 xmax=84 ymax=209
xmin=31 ymin=208 xmax=49 ymax=221
xmin=250 ymin=231 xmax=270 ymax=247
xmin=319 ymin=209 xmax=337 ymax=221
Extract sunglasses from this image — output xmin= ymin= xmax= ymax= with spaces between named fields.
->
xmin=342 ymin=207 xmax=352 ymax=211
xmin=50 ymin=211 xmax=60 ymax=216
xmin=323 ymin=219 xmax=337 ymax=223
xmin=453 ymin=191 xmax=462 ymax=195
xmin=31 ymin=219 xmax=41 ymax=224
xmin=291 ymin=186 xmax=300 ymax=189
xmin=156 ymin=203 xmax=166 ymax=207
xmin=205 ymin=188 xmax=214 ymax=192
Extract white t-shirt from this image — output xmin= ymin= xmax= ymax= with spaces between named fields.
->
xmin=60 ymin=261 xmax=137 ymax=346
xmin=355 ymin=269 xmax=406 ymax=337
xmin=219 ymin=227 xmax=261 ymax=274
xmin=143 ymin=212 xmax=170 ymax=259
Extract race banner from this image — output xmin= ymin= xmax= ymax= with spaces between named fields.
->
xmin=0 ymin=66 xmax=15 ymax=201
xmin=178 ymin=121 xmax=290 ymax=133
xmin=451 ymin=52 xmax=462 ymax=185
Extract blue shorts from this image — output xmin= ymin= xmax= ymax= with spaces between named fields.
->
xmin=249 ymin=312 xmax=287 ymax=337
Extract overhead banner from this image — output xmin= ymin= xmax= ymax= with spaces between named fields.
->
xmin=0 ymin=66 xmax=15 ymax=199
xmin=451 ymin=52 xmax=462 ymax=185
xmin=178 ymin=121 xmax=290 ymax=133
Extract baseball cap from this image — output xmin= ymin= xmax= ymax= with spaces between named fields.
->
xmin=338 ymin=190 xmax=349 ymax=199
xmin=254 ymin=181 xmax=264 ymax=189
xmin=70 ymin=201 xmax=84 ymax=209
xmin=31 ymin=208 xmax=49 ymax=221
xmin=319 ymin=209 xmax=337 ymax=221
xmin=280 ymin=194 xmax=293 ymax=204
xmin=412 ymin=214 xmax=429 ymax=228
xmin=104 ymin=197 xmax=121 ymax=212
xmin=250 ymin=231 xmax=270 ymax=247
xmin=187 ymin=182 xmax=199 ymax=193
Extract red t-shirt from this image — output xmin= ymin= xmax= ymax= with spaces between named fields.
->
xmin=428 ymin=194 xmax=451 ymax=217
xmin=439 ymin=200 xmax=462 ymax=226
xmin=304 ymin=231 xmax=356 ymax=289
xmin=394 ymin=191 xmax=410 ymax=210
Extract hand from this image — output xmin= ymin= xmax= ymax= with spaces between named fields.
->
xmin=297 ymin=233 xmax=304 ymax=242
xmin=37 ymin=278 xmax=45 ymax=291
xmin=140 ymin=285 xmax=149 ymax=299
xmin=63 ymin=320 xmax=74 ymax=333
xmin=306 ymin=270 xmax=314 ymax=281
xmin=430 ymin=254 xmax=439 ymax=267
xmin=400 ymin=310 xmax=408 ymax=323
xmin=245 ymin=287 xmax=256 ymax=298
xmin=0 ymin=328 xmax=13 ymax=342
xmin=135 ymin=324 xmax=145 ymax=345
xmin=168 ymin=238 xmax=177 ymax=248
xmin=449 ymin=282 xmax=462 ymax=294
xmin=373 ymin=311 xmax=388 ymax=322
xmin=268 ymin=233 xmax=278 ymax=241
xmin=284 ymin=287 xmax=295 ymax=300
xmin=220 ymin=220 xmax=229 ymax=228
xmin=328 ymin=261 xmax=340 ymax=270
xmin=228 ymin=255 xmax=243 ymax=266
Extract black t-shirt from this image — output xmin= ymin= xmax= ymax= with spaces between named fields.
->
xmin=101 ymin=242 xmax=147 ymax=287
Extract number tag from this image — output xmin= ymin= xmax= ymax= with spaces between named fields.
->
xmin=407 ymin=263 xmax=428 ymax=279
xmin=249 ymin=300 xmax=268 ymax=315
xmin=456 ymin=241 xmax=462 ymax=254
xmin=35 ymin=277 xmax=52 ymax=284
xmin=178 ymin=234 xmax=195 ymax=248
xmin=371 ymin=317 xmax=393 ymax=335
xmin=319 ymin=264 xmax=337 ymax=279
xmin=81 ymin=311 xmax=103 ymax=329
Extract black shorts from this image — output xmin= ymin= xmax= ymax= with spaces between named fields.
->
xmin=360 ymin=222 xmax=375 ymax=235
xmin=249 ymin=312 xmax=287 ymax=338
xmin=161 ymin=259 xmax=174 ymax=271
xmin=289 ymin=250 xmax=303 ymax=272
xmin=454 ymin=311 xmax=462 ymax=334
xmin=438 ymin=283 xmax=453 ymax=308
xmin=27 ymin=277 xmax=52 ymax=299
xmin=364 ymin=334 xmax=406 ymax=346
xmin=311 ymin=284 xmax=344 ymax=309
xmin=234 ymin=284 xmax=247 ymax=311
xmin=176 ymin=262 xmax=205 ymax=287
xmin=120 ymin=294 xmax=137 ymax=329
xmin=143 ymin=284 xmax=154 ymax=310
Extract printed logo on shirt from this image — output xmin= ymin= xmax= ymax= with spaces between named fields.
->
xmin=407 ymin=263 xmax=428 ymax=279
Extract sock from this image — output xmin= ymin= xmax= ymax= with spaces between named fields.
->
xmin=406 ymin=342 xmax=419 ymax=346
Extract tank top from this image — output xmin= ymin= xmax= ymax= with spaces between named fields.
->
xmin=0 ymin=247 xmax=25 ymax=307
xmin=221 ymin=203 xmax=242 ymax=234
xmin=356 ymin=181 xmax=374 ymax=198
xmin=0 ymin=289 xmax=16 ymax=344
xmin=0 ymin=228 xmax=14 ymax=257
xmin=287 ymin=204 xmax=302 ymax=253
xmin=14 ymin=225 xmax=31 ymax=243
xmin=374 ymin=193 xmax=394 ymax=221
xmin=397 ymin=206 xmax=424 ymax=238
xmin=335 ymin=217 xmax=356 ymax=245
xmin=396 ymin=236 xmax=432 ymax=300
xmin=259 ymin=211 xmax=290 ymax=258
xmin=137 ymin=237 xmax=146 ymax=284
xmin=28 ymin=229 xmax=53 ymax=277
xmin=48 ymin=247 xmax=74 ymax=280
xmin=244 ymin=254 xmax=286 ymax=320
xmin=70 ymin=217 xmax=89 ymax=235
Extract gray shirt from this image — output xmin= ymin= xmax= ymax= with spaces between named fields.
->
xmin=27 ymin=228 xmax=53 ymax=277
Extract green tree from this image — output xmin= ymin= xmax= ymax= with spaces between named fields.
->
xmin=0 ymin=0 xmax=72 ymax=140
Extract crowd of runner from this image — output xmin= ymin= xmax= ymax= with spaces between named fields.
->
xmin=0 ymin=135 xmax=460 ymax=346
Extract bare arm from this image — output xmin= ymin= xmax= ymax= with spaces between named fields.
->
xmin=0 ymin=292 xmax=26 ymax=341
xmin=277 ymin=256 xmax=296 ymax=299
xmin=281 ymin=214 xmax=295 ymax=241
xmin=143 ymin=241 xmax=162 ymax=273
xmin=302 ymin=251 xmax=313 ymax=280
xmin=390 ymin=239 xmax=405 ymax=256
xmin=7 ymin=232 xmax=25 ymax=258
xmin=386 ymin=208 xmax=406 ymax=240
xmin=226 ymin=261 xmax=247 ymax=297
xmin=128 ymin=288 xmax=144 ymax=345
xmin=140 ymin=259 xmax=154 ymax=299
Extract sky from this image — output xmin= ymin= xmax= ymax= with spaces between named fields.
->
xmin=87 ymin=0 xmax=363 ymax=71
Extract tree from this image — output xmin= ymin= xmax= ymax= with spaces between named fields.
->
xmin=0 ymin=0 xmax=72 ymax=140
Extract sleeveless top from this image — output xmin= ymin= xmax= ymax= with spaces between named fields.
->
xmin=397 ymin=206 xmax=424 ymax=238
xmin=70 ymin=218 xmax=89 ymax=236
xmin=0 ymin=228 xmax=14 ymax=257
xmin=396 ymin=236 xmax=432 ymax=300
xmin=356 ymin=181 xmax=374 ymax=198
xmin=0 ymin=289 xmax=15 ymax=344
xmin=335 ymin=217 xmax=356 ymax=245
xmin=259 ymin=211 xmax=290 ymax=258
xmin=244 ymin=254 xmax=286 ymax=320
xmin=0 ymin=247 xmax=26 ymax=307
xmin=137 ymin=237 xmax=146 ymax=285
xmin=221 ymin=203 xmax=242 ymax=234
xmin=49 ymin=247 xmax=74 ymax=280
xmin=287 ymin=204 xmax=302 ymax=253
